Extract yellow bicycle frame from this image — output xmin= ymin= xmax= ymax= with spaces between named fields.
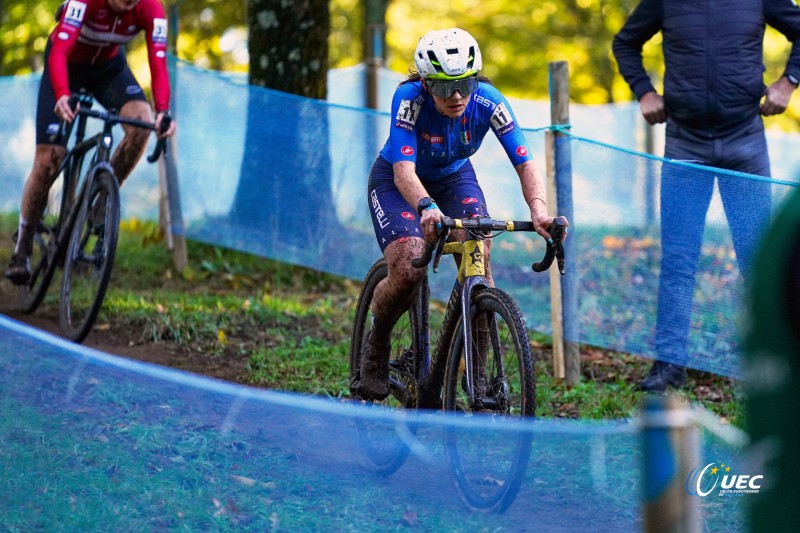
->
xmin=441 ymin=218 xmax=516 ymax=283
xmin=442 ymin=240 xmax=486 ymax=283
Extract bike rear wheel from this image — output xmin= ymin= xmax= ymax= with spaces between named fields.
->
xmin=443 ymin=287 xmax=535 ymax=513
xmin=19 ymin=172 xmax=77 ymax=313
xmin=59 ymin=170 xmax=120 ymax=343
xmin=18 ymin=226 xmax=57 ymax=314
xmin=349 ymin=259 xmax=426 ymax=475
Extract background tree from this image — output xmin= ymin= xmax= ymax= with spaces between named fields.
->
xmin=1 ymin=0 xmax=797 ymax=129
xmin=168 ymin=0 xmax=247 ymax=71
xmin=0 ymin=0 xmax=59 ymax=75
xmin=246 ymin=0 xmax=329 ymax=95
xmin=230 ymin=0 xmax=338 ymax=250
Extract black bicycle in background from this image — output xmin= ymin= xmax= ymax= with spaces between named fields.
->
xmin=350 ymin=214 xmax=567 ymax=513
xmin=17 ymin=92 xmax=169 ymax=343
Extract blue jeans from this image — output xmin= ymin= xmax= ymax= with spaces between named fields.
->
xmin=655 ymin=116 xmax=771 ymax=364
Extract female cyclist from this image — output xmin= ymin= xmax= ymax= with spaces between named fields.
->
xmin=357 ymin=27 xmax=567 ymax=400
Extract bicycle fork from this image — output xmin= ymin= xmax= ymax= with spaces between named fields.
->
xmin=460 ymin=275 xmax=492 ymax=407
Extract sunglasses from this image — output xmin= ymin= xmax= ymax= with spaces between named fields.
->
xmin=426 ymin=76 xmax=479 ymax=99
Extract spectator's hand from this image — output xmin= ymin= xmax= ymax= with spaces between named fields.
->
xmin=155 ymin=111 xmax=177 ymax=139
xmin=761 ymin=77 xmax=796 ymax=116
xmin=639 ymin=91 xmax=666 ymax=125
xmin=54 ymin=95 xmax=76 ymax=123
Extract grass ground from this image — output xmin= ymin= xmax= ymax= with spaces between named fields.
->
xmin=0 ymin=214 xmax=743 ymax=425
xmin=0 ymin=214 xmax=747 ymax=531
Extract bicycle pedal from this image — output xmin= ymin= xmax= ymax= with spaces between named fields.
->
xmin=349 ymin=374 xmax=365 ymax=398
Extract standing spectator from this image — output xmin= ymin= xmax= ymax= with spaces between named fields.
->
xmin=613 ymin=0 xmax=800 ymax=392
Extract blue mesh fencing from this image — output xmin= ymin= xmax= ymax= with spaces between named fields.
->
xmin=3 ymin=65 xmax=795 ymax=378
xmin=0 ymin=315 xmax=744 ymax=531
xmin=170 ymin=60 xmax=799 ymax=379
xmin=563 ymin=137 xmax=797 ymax=377
xmin=0 ymin=61 xmax=791 ymax=529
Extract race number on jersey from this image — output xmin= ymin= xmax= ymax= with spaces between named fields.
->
xmin=395 ymin=99 xmax=421 ymax=131
xmin=152 ymin=18 xmax=168 ymax=44
xmin=62 ymin=0 xmax=87 ymax=28
xmin=490 ymin=102 xmax=515 ymax=136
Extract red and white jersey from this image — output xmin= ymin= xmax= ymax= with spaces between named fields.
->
xmin=49 ymin=0 xmax=170 ymax=112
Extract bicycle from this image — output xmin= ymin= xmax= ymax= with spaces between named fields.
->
xmin=349 ymin=214 xmax=567 ymax=513
xmin=16 ymin=92 xmax=169 ymax=343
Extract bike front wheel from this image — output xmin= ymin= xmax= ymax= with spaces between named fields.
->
xmin=443 ymin=287 xmax=535 ymax=513
xmin=59 ymin=170 xmax=120 ymax=343
xmin=349 ymin=259 xmax=426 ymax=475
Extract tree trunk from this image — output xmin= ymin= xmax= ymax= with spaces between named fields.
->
xmin=247 ymin=0 xmax=329 ymax=97
xmin=233 ymin=0 xmax=336 ymax=254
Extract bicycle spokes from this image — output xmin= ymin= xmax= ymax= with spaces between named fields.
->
xmin=60 ymin=171 xmax=119 ymax=343
xmin=444 ymin=288 xmax=534 ymax=513
xmin=455 ymin=310 xmax=521 ymax=415
xmin=350 ymin=260 xmax=426 ymax=475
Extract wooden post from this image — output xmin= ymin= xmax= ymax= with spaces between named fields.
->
xmin=160 ymin=6 xmax=187 ymax=272
xmin=548 ymin=61 xmax=580 ymax=385
xmin=363 ymin=0 xmax=388 ymax=110
xmin=545 ymin=130 xmax=565 ymax=380
xmin=642 ymin=395 xmax=701 ymax=533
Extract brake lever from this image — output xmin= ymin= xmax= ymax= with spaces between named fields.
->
xmin=147 ymin=114 xmax=171 ymax=163
xmin=431 ymin=227 xmax=450 ymax=273
xmin=411 ymin=217 xmax=452 ymax=270
xmin=532 ymin=216 xmax=568 ymax=275
xmin=50 ymin=94 xmax=82 ymax=144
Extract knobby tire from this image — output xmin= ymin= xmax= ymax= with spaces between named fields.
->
xmin=18 ymin=172 xmax=77 ymax=313
xmin=443 ymin=287 xmax=535 ymax=513
xmin=349 ymin=259 xmax=425 ymax=475
xmin=59 ymin=170 xmax=120 ymax=343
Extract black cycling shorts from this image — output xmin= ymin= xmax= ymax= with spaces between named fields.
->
xmin=36 ymin=38 xmax=148 ymax=146
xmin=367 ymin=157 xmax=490 ymax=252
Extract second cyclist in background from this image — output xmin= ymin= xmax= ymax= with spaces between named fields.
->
xmin=360 ymin=27 xmax=568 ymax=400
xmin=5 ymin=0 xmax=177 ymax=284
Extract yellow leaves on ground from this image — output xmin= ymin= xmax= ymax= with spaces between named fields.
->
xmin=601 ymin=235 xmax=656 ymax=250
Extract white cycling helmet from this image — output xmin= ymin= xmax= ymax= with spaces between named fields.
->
xmin=414 ymin=28 xmax=482 ymax=80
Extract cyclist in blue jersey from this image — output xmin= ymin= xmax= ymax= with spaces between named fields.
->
xmin=360 ymin=28 xmax=568 ymax=400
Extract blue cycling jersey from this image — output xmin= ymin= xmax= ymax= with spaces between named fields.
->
xmin=378 ymin=80 xmax=533 ymax=181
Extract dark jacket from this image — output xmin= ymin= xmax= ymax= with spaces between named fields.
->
xmin=613 ymin=0 xmax=800 ymax=137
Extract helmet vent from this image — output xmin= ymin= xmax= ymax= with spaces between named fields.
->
xmin=426 ymin=51 xmax=443 ymax=71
